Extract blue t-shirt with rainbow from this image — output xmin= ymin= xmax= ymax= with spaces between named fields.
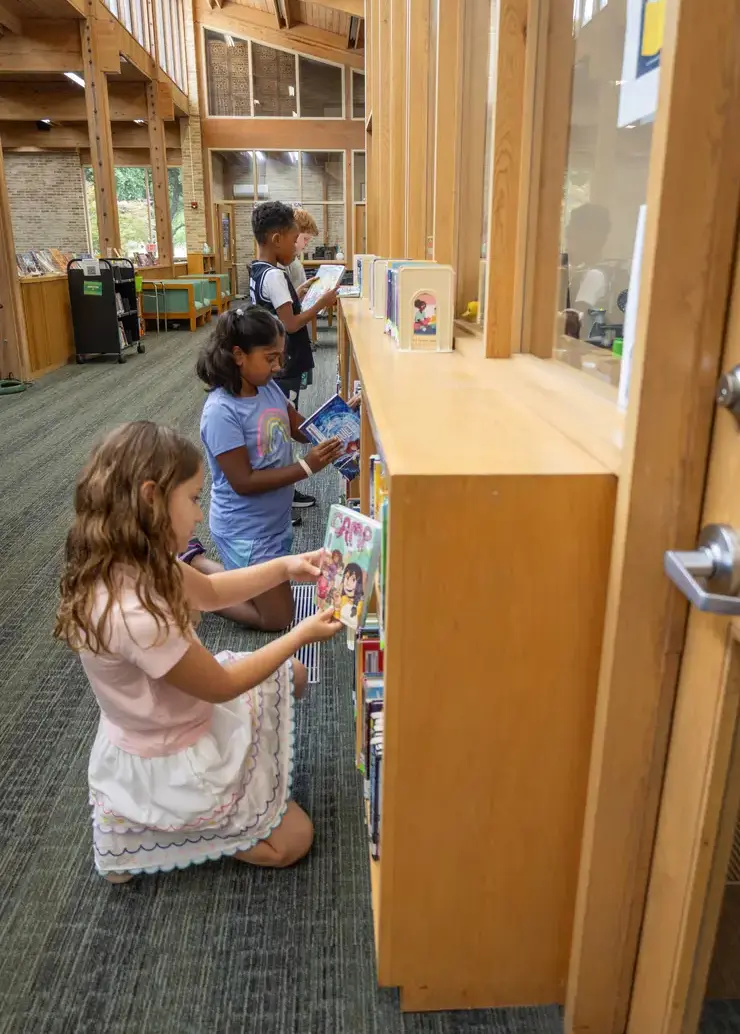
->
xmin=200 ymin=379 xmax=293 ymax=541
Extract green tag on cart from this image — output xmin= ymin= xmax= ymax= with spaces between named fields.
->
xmin=83 ymin=281 xmax=103 ymax=296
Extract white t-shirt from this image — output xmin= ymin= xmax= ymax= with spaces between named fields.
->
xmin=574 ymin=267 xmax=608 ymax=310
xmin=258 ymin=266 xmax=293 ymax=311
xmin=283 ymin=259 xmax=307 ymax=290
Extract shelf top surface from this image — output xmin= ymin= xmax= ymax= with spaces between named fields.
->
xmin=341 ymin=299 xmax=623 ymax=478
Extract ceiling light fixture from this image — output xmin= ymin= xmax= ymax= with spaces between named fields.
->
xmin=256 ymin=151 xmax=266 ymax=160
xmin=134 ymin=119 xmax=146 ymax=124
xmin=41 ymin=118 xmax=51 ymax=125
xmin=224 ymin=33 xmax=235 ymax=47
xmin=64 ymin=72 xmax=85 ymax=88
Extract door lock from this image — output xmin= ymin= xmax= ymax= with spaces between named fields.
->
xmin=716 ymin=364 xmax=740 ymax=419
xmin=664 ymin=524 xmax=740 ymax=614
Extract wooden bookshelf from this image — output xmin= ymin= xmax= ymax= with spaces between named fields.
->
xmin=338 ymin=298 xmax=619 ymax=1012
xmin=187 ymin=251 xmax=216 ymax=275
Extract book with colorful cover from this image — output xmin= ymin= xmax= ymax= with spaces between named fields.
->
xmin=299 ymin=394 xmax=361 ymax=480
xmin=316 ymin=505 xmax=382 ymax=632
xmin=300 ymin=263 xmax=345 ymax=311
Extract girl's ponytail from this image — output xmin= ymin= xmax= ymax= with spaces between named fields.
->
xmin=196 ymin=306 xmax=283 ymax=396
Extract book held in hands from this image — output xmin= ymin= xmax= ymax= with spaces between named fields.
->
xmin=300 ymin=263 xmax=345 ymax=312
xmin=316 ymin=505 xmax=381 ymax=633
xmin=299 ymin=393 xmax=361 ymax=481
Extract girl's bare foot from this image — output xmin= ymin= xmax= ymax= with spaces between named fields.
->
xmin=104 ymin=872 xmax=134 ymax=884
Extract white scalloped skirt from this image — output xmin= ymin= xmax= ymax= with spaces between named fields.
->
xmin=88 ymin=652 xmax=295 ymax=876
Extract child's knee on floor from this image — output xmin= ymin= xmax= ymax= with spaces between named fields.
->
xmin=292 ymin=659 xmax=308 ymax=698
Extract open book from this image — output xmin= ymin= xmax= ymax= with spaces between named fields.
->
xmin=300 ymin=263 xmax=345 ymax=311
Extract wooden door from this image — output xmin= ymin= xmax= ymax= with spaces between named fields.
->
xmin=563 ymin=2 xmax=740 ymax=1030
xmin=625 ymin=242 xmax=740 ymax=1033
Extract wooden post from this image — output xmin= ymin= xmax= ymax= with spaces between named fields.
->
xmin=481 ymin=0 xmax=529 ymax=357
xmin=405 ymin=0 xmax=431 ymax=259
xmin=454 ymin=0 xmax=496 ymax=314
xmin=376 ymin=0 xmax=391 ymax=255
xmin=513 ymin=0 xmax=574 ymax=358
xmin=388 ymin=0 xmax=407 ymax=256
xmin=0 ymin=139 xmax=29 ymax=381
xmin=146 ymin=81 xmax=174 ymax=267
xmin=366 ymin=0 xmax=378 ymax=253
xmin=81 ymin=0 xmax=121 ymax=255
xmin=432 ymin=0 xmax=463 ymax=268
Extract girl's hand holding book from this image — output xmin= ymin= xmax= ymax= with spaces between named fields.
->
xmin=296 ymin=608 xmax=343 ymax=644
xmin=284 ymin=549 xmax=326 ymax=583
xmin=306 ymin=437 xmax=343 ymax=472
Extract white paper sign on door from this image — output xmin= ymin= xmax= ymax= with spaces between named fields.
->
xmin=618 ymin=204 xmax=647 ymax=413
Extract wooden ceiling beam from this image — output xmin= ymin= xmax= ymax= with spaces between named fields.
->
xmin=306 ymin=0 xmax=364 ymax=17
xmin=0 ymin=19 xmax=120 ymax=73
xmin=0 ymin=1 xmax=22 ymax=35
xmin=198 ymin=0 xmax=364 ymax=67
xmin=270 ymin=0 xmax=282 ymax=29
xmin=0 ymin=82 xmax=157 ymax=121
xmin=0 ymin=121 xmax=181 ymax=148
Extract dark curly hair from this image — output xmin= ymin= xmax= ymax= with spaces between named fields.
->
xmin=195 ymin=306 xmax=284 ymax=396
xmin=251 ymin=200 xmax=297 ymax=244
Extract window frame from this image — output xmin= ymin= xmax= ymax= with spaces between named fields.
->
xmin=351 ymin=69 xmax=366 ymax=120
xmin=202 ymin=26 xmax=346 ymax=120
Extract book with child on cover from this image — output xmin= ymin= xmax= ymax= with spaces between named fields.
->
xmin=300 ymin=263 xmax=345 ymax=311
xmin=316 ymin=505 xmax=381 ymax=632
xmin=299 ymin=393 xmax=360 ymax=480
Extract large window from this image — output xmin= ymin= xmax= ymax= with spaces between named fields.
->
xmin=212 ymin=149 xmax=347 ymax=288
xmin=204 ymin=31 xmax=344 ymax=118
xmin=549 ymin=0 xmax=653 ymax=386
xmin=83 ymin=166 xmax=186 ymax=262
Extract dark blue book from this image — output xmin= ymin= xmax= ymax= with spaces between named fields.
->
xmin=299 ymin=394 xmax=361 ymax=479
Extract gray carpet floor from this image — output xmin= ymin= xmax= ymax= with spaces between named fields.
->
xmin=0 ymin=316 xmax=728 ymax=1033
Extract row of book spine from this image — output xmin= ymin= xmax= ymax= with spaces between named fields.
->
xmin=357 ymin=623 xmax=384 ymax=860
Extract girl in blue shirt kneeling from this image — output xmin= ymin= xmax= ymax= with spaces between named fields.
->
xmin=197 ymin=307 xmax=342 ymax=632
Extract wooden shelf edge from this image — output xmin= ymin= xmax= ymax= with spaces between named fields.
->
xmin=369 ymin=846 xmax=380 ymax=952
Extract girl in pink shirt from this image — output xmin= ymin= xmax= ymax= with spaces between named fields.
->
xmin=55 ymin=421 xmax=341 ymax=882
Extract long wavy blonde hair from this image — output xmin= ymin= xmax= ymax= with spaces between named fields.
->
xmin=55 ymin=421 xmax=202 ymax=654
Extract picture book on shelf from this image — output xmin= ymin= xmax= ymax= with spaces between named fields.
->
xmin=316 ymin=505 xmax=382 ymax=632
xmin=299 ymin=394 xmax=361 ymax=480
xmin=300 ymin=263 xmax=345 ymax=311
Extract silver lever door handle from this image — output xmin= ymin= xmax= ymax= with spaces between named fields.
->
xmin=664 ymin=524 xmax=740 ymax=615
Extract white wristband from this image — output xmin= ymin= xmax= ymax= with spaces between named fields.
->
xmin=298 ymin=457 xmax=313 ymax=478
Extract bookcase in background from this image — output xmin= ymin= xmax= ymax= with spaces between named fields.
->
xmin=337 ymin=297 xmax=617 ymax=1012
xmin=187 ymin=251 xmax=217 ymax=275
xmin=67 ymin=259 xmax=145 ymax=365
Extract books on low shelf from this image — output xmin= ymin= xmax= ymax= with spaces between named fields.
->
xmin=355 ymin=622 xmax=385 ymax=858
xmin=385 ymin=262 xmax=455 ymax=352
xmin=316 ymin=504 xmax=381 ymax=634
xmin=16 ymin=249 xmax=73 ymax=277
xmin=353 ymin=253 xmax=376 ymax=298
xmin=299 ymin=394 xmax=361 ymax=481
xmin=301 ymin=263 xmax=345 ymax=311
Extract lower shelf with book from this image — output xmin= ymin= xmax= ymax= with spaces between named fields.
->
xmin=336 ymin=297 xmax=617 ymax=1013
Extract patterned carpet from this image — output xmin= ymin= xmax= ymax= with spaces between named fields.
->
xmin=0 ymin=314 xmax=664 ymax=1034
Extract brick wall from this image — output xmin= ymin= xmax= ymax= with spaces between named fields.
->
xmin=181 ymin=0 xmax=207 ymax=251
xmin=6 ymin=152 xmax=89 ymax=253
